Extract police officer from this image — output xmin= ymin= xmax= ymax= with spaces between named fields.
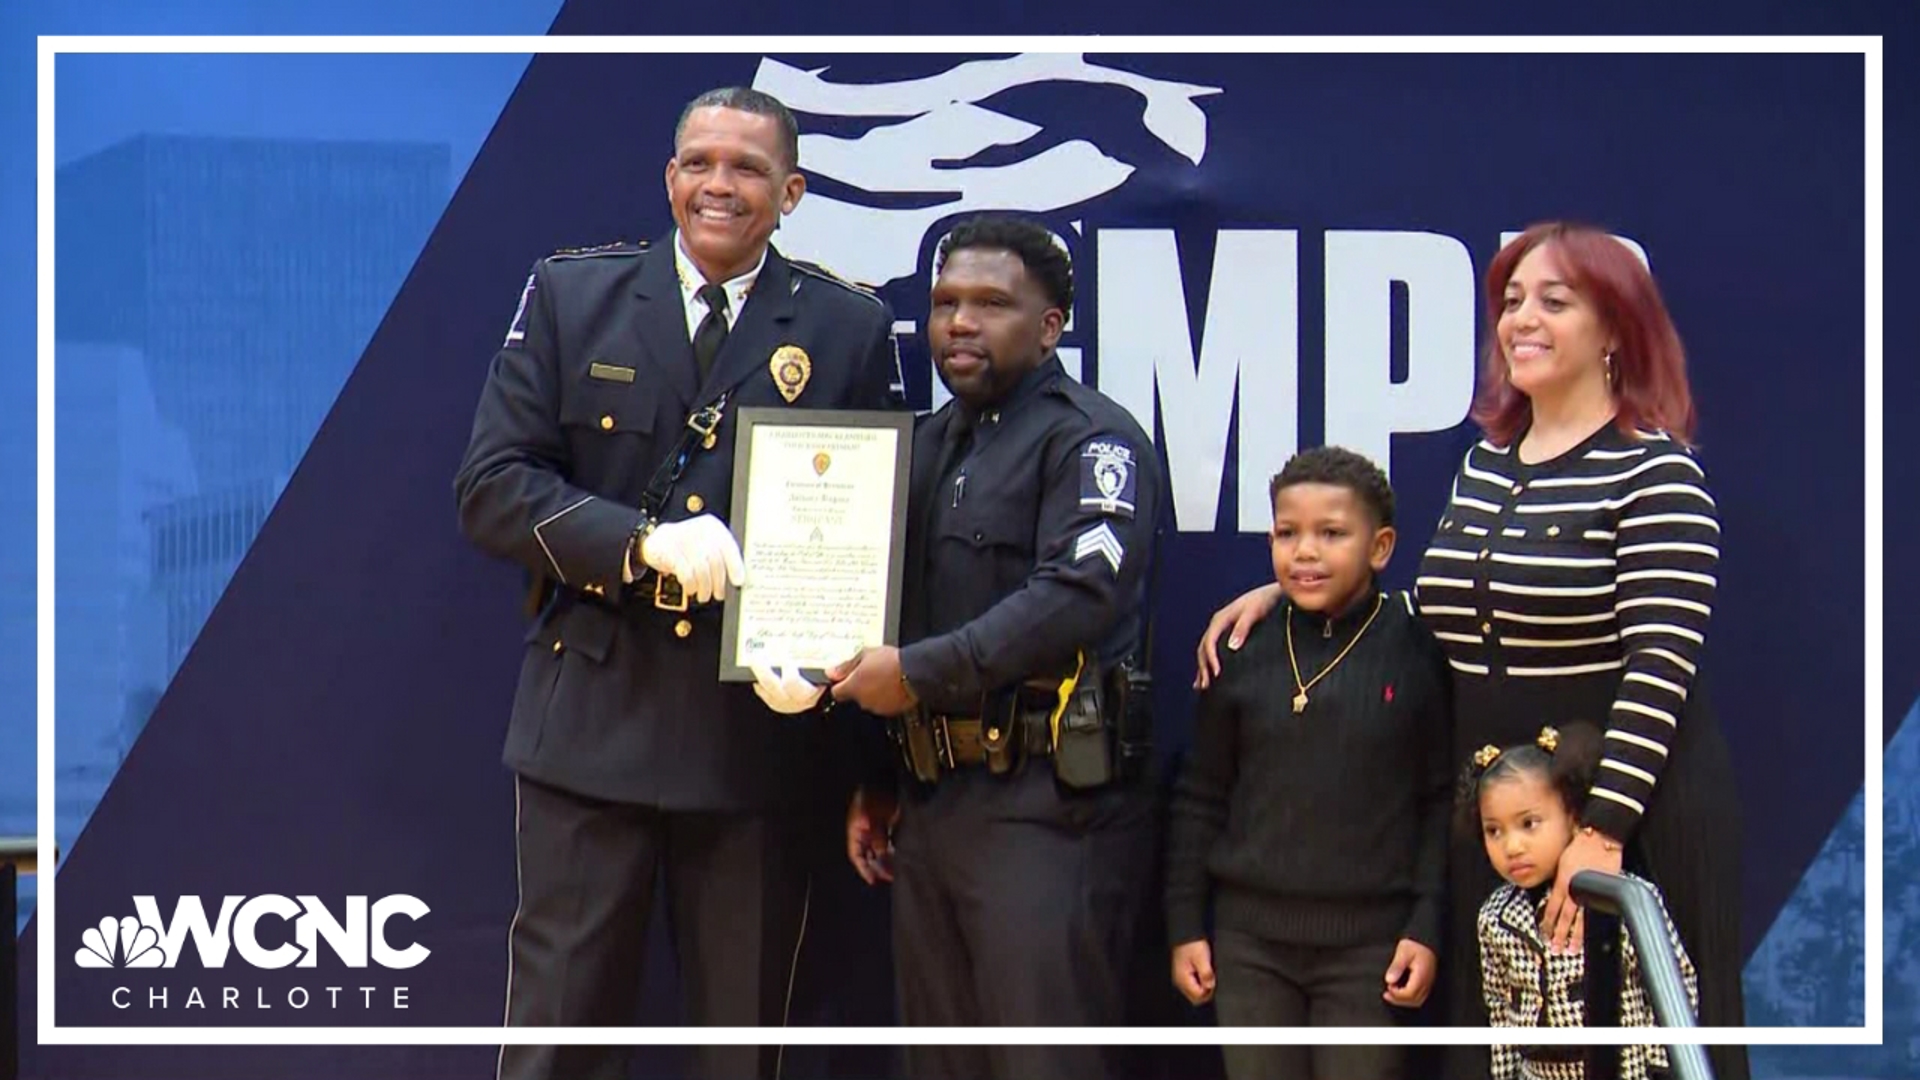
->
xmin=829 ymin=215 xmax=1163 ymax=1080
xmin=453 ymin=87 xmax=902 ymax=1080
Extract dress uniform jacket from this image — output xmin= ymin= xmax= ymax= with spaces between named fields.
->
xmin=454 ymin=235 xmax=904 ymax=810
xmin=1478 ymin=875 xmax=1700 ymax=1080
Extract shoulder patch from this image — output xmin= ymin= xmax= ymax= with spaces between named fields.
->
xmin=503 ymin=271 xmax=536 ymax=347
xmin=547 ymin=239 xmax=648 ymax=262
xmin=1078 ymin=437 xmax=1138 ymax=519
xmin=789 ymin=258 xmax=886 ymax=308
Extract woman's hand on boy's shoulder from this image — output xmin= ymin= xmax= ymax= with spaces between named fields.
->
xmin=1193 ymin=581 xmax=1285 ymax=690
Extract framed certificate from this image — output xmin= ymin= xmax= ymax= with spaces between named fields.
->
xmin=718 ymin=408 xmax=914 ymax=683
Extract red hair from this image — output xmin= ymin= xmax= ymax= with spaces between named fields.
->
xmin=1470 ymin=223 xmax=1698 ymax=447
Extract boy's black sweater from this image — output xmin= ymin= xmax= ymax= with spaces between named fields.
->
xmin=1165 ymin=589 xmax=1453 ymax=951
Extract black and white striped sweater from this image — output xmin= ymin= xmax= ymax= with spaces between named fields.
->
xmin=1415 ymin=424 xmax=1720 ymax=840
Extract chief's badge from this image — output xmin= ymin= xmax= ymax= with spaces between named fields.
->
xmin=771 ymin=345 xmax=812 ymax=403
xmin=813 ymin=452 xmax=832 ymax=476
xmin=1078 ymin=439 xmax=1138 ymax=519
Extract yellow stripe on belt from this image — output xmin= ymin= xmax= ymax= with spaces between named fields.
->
xmin=1048 ymin=650 xmax=1087 ymax=753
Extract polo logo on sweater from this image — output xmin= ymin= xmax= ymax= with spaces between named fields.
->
xmin=1384 ymin=684 xmax=1395 ymax=703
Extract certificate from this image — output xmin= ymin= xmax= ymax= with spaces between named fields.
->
xmin=719 ymin=408 xmax=914 ymax=683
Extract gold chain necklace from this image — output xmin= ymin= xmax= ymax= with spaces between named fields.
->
xmin=1285 ymin=593 xmax=1386 ymax=714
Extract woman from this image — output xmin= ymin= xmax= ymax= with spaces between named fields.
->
xmin=1195 ymin=223 xmax=1748 ymax=1080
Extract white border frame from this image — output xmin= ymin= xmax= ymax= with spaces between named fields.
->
xmin=35 ymin=34 xmax=1883 ymax=1047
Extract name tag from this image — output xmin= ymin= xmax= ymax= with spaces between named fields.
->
xmin=589 ymin=362 xmax=636 ymax=384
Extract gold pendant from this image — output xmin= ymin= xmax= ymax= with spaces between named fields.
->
xmin=1292 ymin=691 xmax=1309 ymax=714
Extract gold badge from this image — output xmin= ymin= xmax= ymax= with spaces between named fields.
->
xmin=771 ymin=345 xmax=811 ymax=403
xmin=813 ymin=452 xmax=831 ymax=476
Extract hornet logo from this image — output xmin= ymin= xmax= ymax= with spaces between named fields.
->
xmin=755 ymin=53 xmax=1221 ymax=286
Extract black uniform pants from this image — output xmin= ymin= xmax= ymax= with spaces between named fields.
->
xmin=890 ymin=764 xmax=1153 ymax=1080
xmin=496 ymin=775 xmax=810 ymax=1080
xmin=1211 ymin=928 xmax=1407 ymax=1080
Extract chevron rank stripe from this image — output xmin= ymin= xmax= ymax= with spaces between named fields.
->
xmin=1073 ymin=522 xmax=1126 ymax=575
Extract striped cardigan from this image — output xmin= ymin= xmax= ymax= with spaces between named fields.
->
xmin=1415 ymin=427 xmax=1719 ymax=839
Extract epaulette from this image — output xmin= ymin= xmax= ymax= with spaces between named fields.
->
xmin=788 ymin=258 xmax=885 ymax=307
xmin=547 ymin=239 xmax=649 ymax=263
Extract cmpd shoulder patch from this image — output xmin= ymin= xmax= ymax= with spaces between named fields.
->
xmin=1078 ymin=438 xmax=1137 ymax=518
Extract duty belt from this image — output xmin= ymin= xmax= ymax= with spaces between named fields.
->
xmin=922 ymin=709 xmax=1054 ymax=768
xmin=896 ymin=689 xmax=1059 ymax=781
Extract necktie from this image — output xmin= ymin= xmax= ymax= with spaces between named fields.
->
xmin=692 ymin=283 xmax=729 ymax=383
xmin=940 ymin=411 xmax=976 ymax=491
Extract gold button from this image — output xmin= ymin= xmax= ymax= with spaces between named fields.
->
xmin=986 ymin=727 xmax=1001 ymax=742
xmin=686 ymin=494 xmax=705 ymax=514
xmin=599 ymin=414 xmax=615 ymax=431
xmin=1547 ymin=525 xmax=1561 ymax=537
xmin=1479 ymin=549 xmax=1490 ymax=560
xmin=674 ymin=619 xmax=693 ymax=639
xmin=552 ymin=639 xmax=564 ymax=654
xmin=1511 ymin=483 xmax=1524 ymax=495
xmin=1481 ymin=622 xmax=1492 ymax=635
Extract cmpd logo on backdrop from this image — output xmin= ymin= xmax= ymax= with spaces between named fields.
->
xmin=757 ymin=53 xmax=1595 ymax=529
xmin=70 ymin=895 xmax=429 ymax=1013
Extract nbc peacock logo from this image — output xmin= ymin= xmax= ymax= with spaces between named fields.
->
xmin=75 ymin=915 xmax=167 ymax=968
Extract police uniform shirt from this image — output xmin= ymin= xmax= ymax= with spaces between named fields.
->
xmin=898 ymin=354 xmax=1161 ymax=715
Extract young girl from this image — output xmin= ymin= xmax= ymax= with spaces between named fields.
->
xmin=1463 ymin=723 xmax=1699 ymax=1080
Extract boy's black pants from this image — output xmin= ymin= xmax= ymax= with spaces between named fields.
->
xmin=1211 ymin=927 xmax=1408 ymax=1080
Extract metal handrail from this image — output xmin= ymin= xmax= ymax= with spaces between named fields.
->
xmin=0 ymin=837 xmax=37 ymax=872
xmin=1571 ymin=869 xmax=1716 ymax=1080
xmin=1 ymin=837 xmax=29 ymax=1080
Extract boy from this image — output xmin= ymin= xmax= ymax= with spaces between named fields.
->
xmin=1164 ymin=445 xmax=1452 ymax=1080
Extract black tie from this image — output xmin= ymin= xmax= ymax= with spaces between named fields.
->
xmin=692 ymin=283 xmax=729 ymax=383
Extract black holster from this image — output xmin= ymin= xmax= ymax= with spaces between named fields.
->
xmin=1053 ymin=663 xmax=1155 ymax=790
xmin=1109 ymin=661 xmax=1155 ymax=783
xmin=1050 ymin=678 xmax=1111 ymax=790
xmin=896 ymin=710 xmax=943 ymax=784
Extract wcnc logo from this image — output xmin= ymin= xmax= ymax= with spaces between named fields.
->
xmin=74 ymin=895 xmax=429 ymax=1012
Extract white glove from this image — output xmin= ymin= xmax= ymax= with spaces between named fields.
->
xmin=751 ymin=659 xmax=824 ymax=715
xmin=639 ymin=514 xmax=746 ymax=603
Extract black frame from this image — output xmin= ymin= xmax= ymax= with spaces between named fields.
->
xmin=718 ymin=407 xmax=914 ymax=684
